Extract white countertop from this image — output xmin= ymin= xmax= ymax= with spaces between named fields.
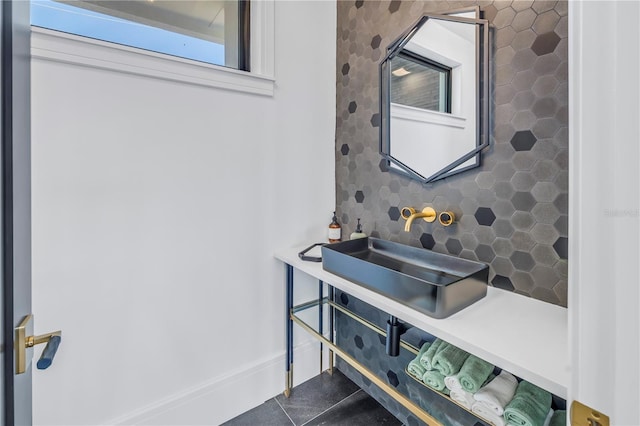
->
xmin=275 ymin=246 xmax=569 ymax=399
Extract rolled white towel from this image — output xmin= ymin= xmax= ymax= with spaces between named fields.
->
xmin=473 ymin=370 xmax=518 ymax=416
xmin=471 ymin=401 xmax=506 ymax=426
xmin=450 ymin=388 xmax=475 ymax=410
xmin=444 ymin=374 xmax=463 ymax=391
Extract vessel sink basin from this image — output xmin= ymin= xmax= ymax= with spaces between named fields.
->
xmin=321 ymin=237 xmax=489 ymax=319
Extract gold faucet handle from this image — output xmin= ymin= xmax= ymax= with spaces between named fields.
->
xmin=438 ymin=211 xmax=455 ymax=226
xmin=400 ymin=207 xmax=416 ymax=220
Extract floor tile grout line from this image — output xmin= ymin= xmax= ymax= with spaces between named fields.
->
xmin=298 ymin=389 xmax=363 ymax=426
xmin=273 ymin=396 xmax=297 ymax=426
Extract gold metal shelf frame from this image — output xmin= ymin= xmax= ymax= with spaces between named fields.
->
xmin=290 ymin=298 xmax=441 ymax=425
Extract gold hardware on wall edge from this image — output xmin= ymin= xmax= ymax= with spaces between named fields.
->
xmin=571 ymin=400 xmax=609 ymax=426
xmin=15 ymin=314 xmax=62 ymax=374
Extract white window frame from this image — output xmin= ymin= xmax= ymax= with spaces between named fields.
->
xmin=30 ymin=0 xmax=275 ymax=96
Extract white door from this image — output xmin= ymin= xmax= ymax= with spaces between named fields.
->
xmin=1 ymin=1 xmax=35 ymax=424
xmin=569 ymin=1 xmax=640 ymax=424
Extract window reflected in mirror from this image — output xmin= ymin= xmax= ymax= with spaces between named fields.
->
xmin=390 ymin=52 xmax=451 ymax=113
xmin=379 ymin=10 xmax=490 ymax=184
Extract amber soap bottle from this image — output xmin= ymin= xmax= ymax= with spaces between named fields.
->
xmin=328 ymin=211 xmax=342 ymax=243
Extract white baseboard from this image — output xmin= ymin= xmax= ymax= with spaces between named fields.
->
xmin=105 ymin=340 xmax=325 ymax=425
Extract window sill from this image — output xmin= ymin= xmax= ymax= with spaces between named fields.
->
xmin=390 ymin=103 xmax=466 ymax=129
xmin=31 ymin=27 xmax=275 ymax=97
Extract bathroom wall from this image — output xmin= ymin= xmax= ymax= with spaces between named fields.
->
xmin=335 ymin=1 xmax=568 ymax=424
xmin=336 ymin=0 xmax=568 ymax=307
xmin=30 ymin=1 xmax=336 ymax=424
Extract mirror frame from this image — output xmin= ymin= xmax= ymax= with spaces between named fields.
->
xmin=379 ymin=12 xmax=490 ymax=184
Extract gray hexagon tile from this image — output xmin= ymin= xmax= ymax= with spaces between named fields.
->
xmin=388 ymin=206 xmax=400 ymax=221
xmin=511 ymin=271 xmax=535 ymax=293
xmin=475 ymin=207 xmax=497 ymax=226
xmin=512 ymin=91 xmax=536 ymax=111
xmin=492 ymin=238 xmax=513 ymax=257
xmin=553 ymin=236 xmax=568 ymax=259
xmin=532 ymin=244 xmax=560 ymax=266
xmin=446 ymin=238 xmax=463 ymax=255
xmin=531 ymin=264 xmax=560 ymax=289
xmin=336 ymin=0 xmax=568 ymax=314
xmin=494 ymin=181 xmax=515 ymax=199
xmin=531 ymin=223 xmax=559 ymax=245
xmin=533 ymin=10 xmax=561 ymax=34
xmin=511 ymin=171 xmax=536 ymax=191
xmin=492 ymin=275 xmax=515 ymax=291
xmin=510 ymin=130 xmax=537 ymax=151
xmin=511 ymin=9 xmax=536 ymax=32
xmin=419 ymin=233 xmax=435 ymax=250
xmin=476 ymin=244 xmax=496 ymax=263
xmin=512 ymin=69 xmax=537 ymax=92
xmin=533 ymin=75 xmax=560 ymax=97
xmin=554 ymin=215 xmax=568 ymax=237
xmin=511 ymin=191 xmax=536 ymax=211
xmin=531 ymin=32 xmax=561 ymax=56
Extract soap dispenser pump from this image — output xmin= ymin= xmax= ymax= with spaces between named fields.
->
xmin=350 ymin=218 xmax=367 ymax=240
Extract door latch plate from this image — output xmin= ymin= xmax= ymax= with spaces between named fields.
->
xmin=571 ymin=400 xmax=609 ymax=426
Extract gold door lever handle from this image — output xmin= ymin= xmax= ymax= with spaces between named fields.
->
xmin=15 ymin=314 xmax=62 ymax=374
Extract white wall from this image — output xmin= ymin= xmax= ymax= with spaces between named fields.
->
xmin=30 ymin=1 xmax=336 ymax=424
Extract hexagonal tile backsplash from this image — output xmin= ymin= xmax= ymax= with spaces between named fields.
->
xmin=335 ymin=0 xmax=568 ymax=307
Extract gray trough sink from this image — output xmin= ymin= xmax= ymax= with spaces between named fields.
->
xmin=321 ymin=237 xmax=489 ymax=319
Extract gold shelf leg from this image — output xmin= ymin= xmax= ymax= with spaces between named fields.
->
xmin=284 ymin=366 xmax=293 ymax=397
xmin=284 ymin=372 xmax=290 ymax=397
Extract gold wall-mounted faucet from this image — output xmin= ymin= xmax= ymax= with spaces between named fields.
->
xmin=401 ymin=206 xmax=437 ymax=232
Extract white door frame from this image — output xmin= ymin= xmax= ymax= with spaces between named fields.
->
xmin=569 ymin=1 xmax=640 ymax=423
xmin=1 ymin=0 xmax=32 ymax=424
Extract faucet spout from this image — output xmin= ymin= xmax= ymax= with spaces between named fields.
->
xmin=403 ymin=207 xmax=436 ymax=232
xmin=404 ymin=212 xmax=429 ymax=232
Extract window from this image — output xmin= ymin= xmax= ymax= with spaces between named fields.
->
xmin=31 ymin=0 xmax=250 ymax=70
xmin=390 ymin=51 xmax=452 ymax=113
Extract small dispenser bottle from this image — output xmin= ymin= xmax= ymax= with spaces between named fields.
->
xmin=328 ymin=211 xmax=342 ymax=243
xmin=350 ymin=218 xmax=367 ymax=240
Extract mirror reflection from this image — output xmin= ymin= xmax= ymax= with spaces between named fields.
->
xmin=390 ymin=52 xmax=451 ymax=113
xmin=380 ymin=11 xmax=489 ymax=183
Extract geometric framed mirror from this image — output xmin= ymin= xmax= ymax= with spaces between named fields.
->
xmin=379 ymin=9 xmax=490 ymax=184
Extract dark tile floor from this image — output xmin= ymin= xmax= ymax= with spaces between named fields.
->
xmin=222 ymin=370 xmax=402 ymax=426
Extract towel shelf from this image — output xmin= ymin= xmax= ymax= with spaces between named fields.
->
xmin=287 ymin=286 xmax=498 ymax=426
xmin=404 ymin=369 xmax=498 ymax=426
xmin=290 ymin=300 xmax=442 ymax=425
